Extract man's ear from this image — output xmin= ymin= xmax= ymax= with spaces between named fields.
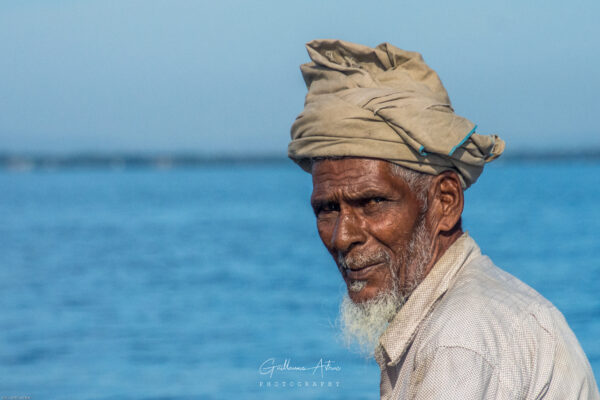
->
xmin=427 ymin=171 xmax=464 ymax=235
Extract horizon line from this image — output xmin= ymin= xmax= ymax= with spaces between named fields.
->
xmin=1 ymin=150 xmax=600 ymax=171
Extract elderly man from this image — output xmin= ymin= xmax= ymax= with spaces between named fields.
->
xmin=288 ymin=39 xmax=599 ymax=399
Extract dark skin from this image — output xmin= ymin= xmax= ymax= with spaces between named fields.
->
xmin=311 ymin=158 xmax=464 ymax=303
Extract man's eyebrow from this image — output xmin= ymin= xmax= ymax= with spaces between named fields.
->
xmin=311 ymin=187 xmax=395 ymax=206
xmin=310 ymin=197 xmax=333 ymax=208
xmin=342 ymin=187 xmax=393 ymax=202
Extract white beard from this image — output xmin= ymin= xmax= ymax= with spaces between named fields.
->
xmin=339 ymin=289 xmax=405 ymax=357
xmin=338 ymin=216 xmax=433 ymax=357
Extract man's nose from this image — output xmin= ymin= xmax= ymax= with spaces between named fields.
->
xmin=331 ymin=210 xmax=365 ymax=254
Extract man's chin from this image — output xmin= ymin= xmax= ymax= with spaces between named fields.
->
xmin=347 ymin=284 xmax=379 ymax=303
xmin=339 ymin=289 xmax=403 ymax=358
xmin=346 ymin=279 xmax=390 ymax=303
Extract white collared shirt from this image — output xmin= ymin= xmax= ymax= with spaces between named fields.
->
xmin=375 ymin=233 xmax=599 ymax=399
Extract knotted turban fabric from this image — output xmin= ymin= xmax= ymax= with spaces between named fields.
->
xmin=288 ymin=39 xmax=505 ymax=189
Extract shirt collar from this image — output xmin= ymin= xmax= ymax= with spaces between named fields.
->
xmin=376 ymin=232 xmax=480 ymax=368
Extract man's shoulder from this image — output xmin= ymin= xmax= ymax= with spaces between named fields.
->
xmin=412 ymin=251 xmax=599 ymax=398
xmin=416 ymin=252 xmax=559 ymax=363
xmin=451 ymin=252 xmax=557 ymax=322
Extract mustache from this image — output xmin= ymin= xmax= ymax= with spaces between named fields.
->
xmin=337 ymin=249 xmax=390 ymax=271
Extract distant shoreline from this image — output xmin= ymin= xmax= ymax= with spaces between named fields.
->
xmin=1 ymin=151 xmax=600 ymax=171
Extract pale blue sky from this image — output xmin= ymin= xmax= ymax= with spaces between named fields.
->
xmin=1 ymin=0 xmax=599 ymax=155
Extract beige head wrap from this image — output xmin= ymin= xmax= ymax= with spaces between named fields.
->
xmin=288 ymin=39 xmax=505 ymax=189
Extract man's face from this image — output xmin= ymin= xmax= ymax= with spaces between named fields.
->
xmin=311 ymin=158 xmax=426 ymax=303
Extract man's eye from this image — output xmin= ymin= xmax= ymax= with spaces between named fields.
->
xmin=363 ymin=197 xmax=387 ymax=212
xmin=369 ymin=197 xmax=386 ymax=204
xmin=323 ymin=202 xmax=340 ymax=212
xmin=314 ymin=202 xmax=340 ymax=215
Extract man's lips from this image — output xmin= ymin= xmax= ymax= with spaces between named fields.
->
xmin=344 ymin=262 xmax=385 ymax=280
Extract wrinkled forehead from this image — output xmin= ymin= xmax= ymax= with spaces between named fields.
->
xmin=310 ymin=158 xmax=407 ymax=197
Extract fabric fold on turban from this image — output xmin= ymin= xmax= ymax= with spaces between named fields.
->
xmin=288 ymin=39 xmax=505 ymax=189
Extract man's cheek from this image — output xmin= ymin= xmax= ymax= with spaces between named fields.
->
xmin=316 ymin=223 xmax=334 ymax=247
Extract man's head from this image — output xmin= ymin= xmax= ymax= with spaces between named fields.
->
xmin=311 ymin=157 xmax=464 ymax=303
xmin=310 ymin=157 xmax=464 ymax=354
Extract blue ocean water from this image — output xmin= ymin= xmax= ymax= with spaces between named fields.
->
xmin=0 ymin=161 xmax=599 ymax=399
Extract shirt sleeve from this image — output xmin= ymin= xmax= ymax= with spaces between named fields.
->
xmin=409 ymin=345 xmax=500 ymax=400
